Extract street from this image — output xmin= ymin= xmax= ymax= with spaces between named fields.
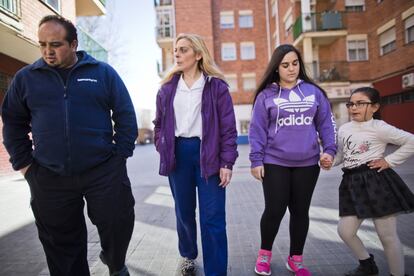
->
xmin=0 ymin=144 xmax=413 ymax=275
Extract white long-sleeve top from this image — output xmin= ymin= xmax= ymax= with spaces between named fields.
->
xmin=173 ymin=74 xmax=205 ymax=138
xmin=335 ymin=119 xmax=414 ymax=168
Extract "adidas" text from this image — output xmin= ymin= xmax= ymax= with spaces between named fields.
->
xmin=278 ymin=114 xmax=313 ymax=126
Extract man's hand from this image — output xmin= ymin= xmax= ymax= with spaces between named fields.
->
xmin=20 ymin=164 xmax=31 ymax=176
xmin=368 ymin=158 xmax=390 ymax=172
xmin=320 ymin=153 xmax=333 ymax=170
xmin=251 ymin=166 xmax=264 ymax=182
xmin=219 ymin=168 xmax=232 ymax=187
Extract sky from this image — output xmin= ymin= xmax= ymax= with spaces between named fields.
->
xmin=95 ymin=0 xmax=162 ymax=112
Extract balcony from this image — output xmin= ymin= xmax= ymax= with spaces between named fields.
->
xmin=156 ymin=25 xmax=174 ymax=40
xmin=306 ymin=61 xmax=349 ymax=83
xmin=77 ymin=27 xmax=108 ymax=62
xmin=293 ymin=11 xmax=346 ymax=42
xmin=75 ymin=0 xmax=106 ymax=16
xmin=155 ymin=4 xmax=174 ymax=47
xmin=154 ymin=0 xmax=172 ymax=7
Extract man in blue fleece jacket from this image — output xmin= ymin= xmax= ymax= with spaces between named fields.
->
xmin=1 ymin=15 xmax=137 ymax=276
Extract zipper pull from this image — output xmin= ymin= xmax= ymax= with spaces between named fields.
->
xmin=63 ymin=86 xmax=67 ymax=98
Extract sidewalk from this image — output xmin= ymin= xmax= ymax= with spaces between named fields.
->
xmin=0 ymin=145 xmax=413 ymax=275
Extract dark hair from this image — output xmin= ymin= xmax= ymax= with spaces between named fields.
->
xmin=253 ymin=44 xmax=327 ymax=104
xmin=39 ymin=15 xmax=77 ymax=44
xmin=350 ymin=87 xmax=381 ymax=119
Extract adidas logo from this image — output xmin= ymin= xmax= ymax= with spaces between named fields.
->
xmin=278 ymin=114 xmax=313 ymax=126
xmin=274 ymin=90 xmax=314 ymax=127
xmin=273 ymin=90 xmax=315 ymax=112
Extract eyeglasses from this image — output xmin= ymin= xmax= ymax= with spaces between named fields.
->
xmin=345 ymin=101 xmax=373 ymax=108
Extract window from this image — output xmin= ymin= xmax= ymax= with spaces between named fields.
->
xmin=0 ymin=72 xmax=12 ymax=102
xmin=240 ymin=42 xmax=255 ymax=60
xmin=347 ymin=39 xmax=368 ymax=61
xmin=239 ymin=10 xmax=253 ymax=28
xmin=221 ymin=43 xmax=236 ymax=61
xmin=271 ymin=1 xmax=276 ymax=17
xmin=405 ymin=15 xmax=414 ymax=44
xmin=156 ymin=8 xmax=174 ymax=38
xmin=345 ymin=0 xmax=365 ymax=12
xmin=379 ymin=27 xmax=396 ymax=55
xmin=225 ymin=74 xmax=238 ymax=92
xmin=42 ymin=0 xmax=60 ymax=12
xmin=242 ymin=73 xmax=256 ymax=91
xmin=0 ymin=0 xmax=18 ymax=15
xmin=220 ymin=11 xmax=234 ymax=29
xmin=240 ymin=120 xmax=250 ymax=135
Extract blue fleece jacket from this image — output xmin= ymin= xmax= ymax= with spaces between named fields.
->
xmin=1 ymin=51 xmax=138 ymax=175
xmin=249 ymin=80 xmax=337 ymax=168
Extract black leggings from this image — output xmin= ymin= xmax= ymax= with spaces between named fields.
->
xmin=260 ymin=164 xmax=320 ymax=256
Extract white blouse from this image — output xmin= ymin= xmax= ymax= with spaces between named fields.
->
xmin=335 ymin=119 xmax=414 ymax=168
xmin=173 ymin=74 xmax=205 ymax=138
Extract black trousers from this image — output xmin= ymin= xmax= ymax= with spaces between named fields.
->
xmin=260 ymin=164 xmax=320 ymax=255
xmin=24 ymin=155 xmax=135 ymax=276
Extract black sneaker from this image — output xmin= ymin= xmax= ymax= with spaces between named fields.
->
xmin=345 ymin=254 xmax=379 ymax=276
xmin=181 ymin=257 xmax=196 ymax=276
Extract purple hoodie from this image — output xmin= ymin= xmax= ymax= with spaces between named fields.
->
xmin=153 ymin=73 xmax=238 ymax=178
xmin=249 ymin=80 xmax=337 ymax=168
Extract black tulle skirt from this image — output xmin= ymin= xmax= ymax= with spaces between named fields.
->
xmin=339 ymin=164 xmax=414 ymax=219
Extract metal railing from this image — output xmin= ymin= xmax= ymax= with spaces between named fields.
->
xmin=77 ymin=27 xmax=108 ymax=62
xmin=305 ymin=61 xmax=349 ymax=83
xmin=0 ymin=0 xmax=18 ymax=15
xmin=293 ymin=11 xmax=344 ymax=40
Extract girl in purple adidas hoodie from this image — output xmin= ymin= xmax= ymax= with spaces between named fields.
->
xmin=249 ymin=44 xmax=337 ymax=276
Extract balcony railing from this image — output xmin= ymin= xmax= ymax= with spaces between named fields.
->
xmin=0 ymin=0 xmax=18 ymax=15
xmin=156 ymin=25 xmax=174 ymax=40
xmin=305 ymin=61 xmax=349 ymax=83
xmin=293 ymin=11 xmax=344 ymax=40
xmin=77 ymin=27 xmax=108 ymax=62
xmin=154 ymin=0 xmax=172 ymax=7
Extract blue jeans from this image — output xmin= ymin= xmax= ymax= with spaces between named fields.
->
xmin=168 ymin=137 xmax=227 ymax=276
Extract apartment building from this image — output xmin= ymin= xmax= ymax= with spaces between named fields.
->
xmin=270 ymin=0 xmax=414 ymax=131
xmin=0 ymin=0 xmax=106 ymax=175
xmin=155 ymin=0 xmax=414 ymax=145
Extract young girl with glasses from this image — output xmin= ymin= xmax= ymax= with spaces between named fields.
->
xmin=322 ymin=87 xmax=414 ymax=276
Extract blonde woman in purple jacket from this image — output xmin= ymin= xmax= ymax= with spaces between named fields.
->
xmin=153 ymin=33 xmax=238 ymax=276
xmin=249 ymin=44 xmax=337 ymax=276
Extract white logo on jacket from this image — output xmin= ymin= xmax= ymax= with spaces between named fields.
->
xmin=273 ymin=90 xmax=314 ymax=126
xmin=77 ymin=78 xmax=98 ymax=83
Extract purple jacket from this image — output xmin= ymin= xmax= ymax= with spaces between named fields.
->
xmin=249 ymin=80 xmax=337 ymax=168
xmin=153 ymin=73 xmax=238 ymax=178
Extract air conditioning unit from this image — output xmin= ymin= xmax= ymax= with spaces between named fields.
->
xmin=402 ymin=73 xmax=414 ymax=89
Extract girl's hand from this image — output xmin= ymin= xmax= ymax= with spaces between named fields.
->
xmin=368 ymin=158 xmax=390 ymax=172
xmin=251 ymin=166 xmax=264 ymax=182
xmin=320 ymin=153 xmax=333 ymax=170
xmin=219 ymin=168 xmax=232 ymax=187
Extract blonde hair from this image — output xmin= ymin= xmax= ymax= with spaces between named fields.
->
xmin=161 ymin=33 xmax=225 ymax=84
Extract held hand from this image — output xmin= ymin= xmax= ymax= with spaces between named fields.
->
xmin=368 ymin=158 xmax=390 ymax=172
xmin=319 ymin=153 xmax=333 ymax=170
xmin=20 ymin=164 xmax=31 ymax=176
xmin=219 ymin=168 xmax=232 ymax=188
xmin=251 ymin=166 xmax=264 ymax=182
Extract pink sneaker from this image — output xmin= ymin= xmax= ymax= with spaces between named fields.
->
xmin=254 ymin=249 xmax=272 ymax=275
xmin=286 ymin=255 xmax=311 ymax=276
